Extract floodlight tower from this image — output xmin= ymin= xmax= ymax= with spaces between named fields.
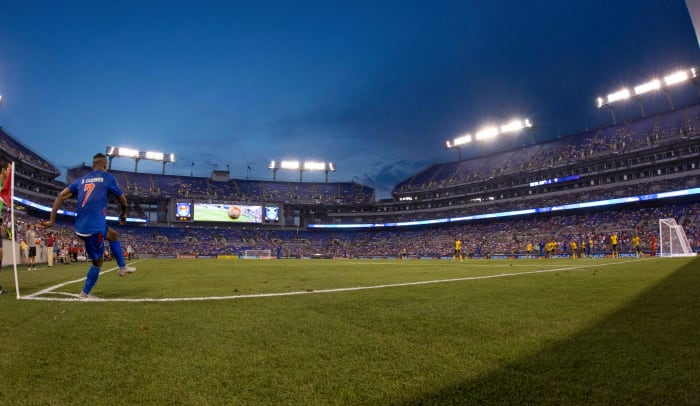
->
xmin=269 ymin=160 xmax=335 ymax=182
xmin=500 ymin=118 xmax=534 ymax=145
xmin=445 ymin=118 xmax=534 ymax=158
xmin=283 ymin=160 xmax=299 ymax=181
xmin=659 ymin=70 xmax=696 ymax=110
xmin=445 ymin=134 xmax=472 ymax=160
xmin=600 ymin=102 xmax=617 ymax=124
xmin=111 ymin=147 xmax=139 ymax=171
xmin=596 ymin=68 xmax=698 ymax=123
xmin=105 ymin=146 xmax=176 ymax=174
xmin=270 ymin=160 xmax=300 ymax=181
xmin=635 ymin=95 xmax=647 ymax=117
xmin=166 ymin=154 xmax=176 ymax=174
xmin=662 ymin=89 xmax=675 ymax=110
xmin=304 ymin=161 xmax=336 ymax=182
xmin=268 ymin=161 xmax=279 ymax=181
xmin=105 ymin=146 xmax=120 ymax=170
xmin=445 ymin=143 xmax=463 ymax=160
xmin=149 ymin=151 xmax=176 ymax=174
xmin=596 ymin=88 xmax=630 ymax=125
xmin=129 ymin=149 xmax=141 ymax=172
xmin=633 ymin=79 xmax=661 ymax=117
xmin=324 ymin=162 xmax=336 ymax=182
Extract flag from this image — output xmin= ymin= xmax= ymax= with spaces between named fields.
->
xmin=0 ymin=166 xmax=11 ymax=206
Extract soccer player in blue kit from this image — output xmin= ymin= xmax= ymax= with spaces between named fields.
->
xmin=39 ymin=153 xmax=135 ymax=300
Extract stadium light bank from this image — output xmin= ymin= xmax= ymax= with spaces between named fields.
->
xmin=268 ymin=160 xmax=336 ymax=182
xmin=596 ymin=67 xmax=698 ymax=123
xmin=445 ymin=118 xmax=533 ymax=160
xmin=105 ymin=146 xmax=176 ymax=175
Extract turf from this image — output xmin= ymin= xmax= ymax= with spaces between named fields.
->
xmin=0 ymin=257 xmax=698 ymax=405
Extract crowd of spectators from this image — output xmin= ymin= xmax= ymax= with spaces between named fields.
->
xmin=5 ymin=202 xmax=696 ymax=263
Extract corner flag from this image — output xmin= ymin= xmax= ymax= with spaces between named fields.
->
xmin=0 ymin=165 xmax=12 ymax=206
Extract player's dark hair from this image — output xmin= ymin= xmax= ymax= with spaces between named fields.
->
xmin=92 ymin=153 xmax=107 ymax=169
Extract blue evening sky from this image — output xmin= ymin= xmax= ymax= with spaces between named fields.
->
xmin=1 ymin=1 xmax=699 ymax=198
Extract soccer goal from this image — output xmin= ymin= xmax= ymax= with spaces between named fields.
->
xmin=659 ymin=218 xmax=695 ymax=257
xmin=242 ymin=249 xmax=272 ymax=259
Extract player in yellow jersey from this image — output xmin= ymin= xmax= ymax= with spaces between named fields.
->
xmin=526 ymin=242 xmax=533 ymax=258
xmin=610 ymin=233 xmax=619 ymax=258
xmin=453 ymin=238 xmax=462 ymax=261
xmin=570 ymin=240 xmax=578 ymax=259
xmin=549 ymin=239 xmax=557 ymax=259
xmin=632 ymin=235 xmax=641 ymax=257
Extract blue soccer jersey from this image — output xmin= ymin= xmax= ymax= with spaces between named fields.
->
xmin=68 ymin=170 xmax=123 ymax=235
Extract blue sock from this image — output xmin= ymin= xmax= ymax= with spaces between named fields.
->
xmin=83 ymin=265 xmax=101 ymax=294
xmin=110 ymin=240 xmax=126 ymax=268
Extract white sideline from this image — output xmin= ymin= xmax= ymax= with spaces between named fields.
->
xmin=22 ymin=261 xmax=143 ymax=300
xmin=21 ymin=258 xmax=654 ymax=302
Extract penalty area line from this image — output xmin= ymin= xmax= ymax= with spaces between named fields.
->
xmin=19 ymin=258 xmax=652 ymax=303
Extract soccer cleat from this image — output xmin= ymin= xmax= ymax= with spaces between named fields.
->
xmin=79 ymin=292 xmax=100 ymax=301
xmin=119 ymin=265 xmax=136 ymax=277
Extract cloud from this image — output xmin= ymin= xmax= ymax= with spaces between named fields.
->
xmin=353 ymin=159 xmax=433 ymax=199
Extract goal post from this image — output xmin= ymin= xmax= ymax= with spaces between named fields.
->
xmin=659 ymin=218 xmax=694 ymax=257
xmin=242 ymin=249 xmax=272 ymax=259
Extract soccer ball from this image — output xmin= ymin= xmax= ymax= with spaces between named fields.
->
xmin=227 ymin=205 xmax=241 ymax=220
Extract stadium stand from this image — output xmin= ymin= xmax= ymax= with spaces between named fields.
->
xmin=1 ymin=101 xmax=698 ymax=262
xmin=17 ymin=201 xmax=695 ymax=259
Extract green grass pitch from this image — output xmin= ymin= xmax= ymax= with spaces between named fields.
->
xmin=0 ymin=256 xmax=698 ymax=404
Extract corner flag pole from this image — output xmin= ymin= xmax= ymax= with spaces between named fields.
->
xmin=8 ymin=162 xmax=20 ymax=298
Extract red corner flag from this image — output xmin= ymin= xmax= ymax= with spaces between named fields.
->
xmin=0 ymin=166 xmax=12 ymax=206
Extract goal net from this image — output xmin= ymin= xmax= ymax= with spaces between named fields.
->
xmin=242 ymin=249 xmax=272 ymax=259
xmin=659 ymin=218 xmax=694 ymax=257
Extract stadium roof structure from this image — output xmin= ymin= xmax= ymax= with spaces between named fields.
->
xmin=0 ymin=126 xmax=60 ymax=177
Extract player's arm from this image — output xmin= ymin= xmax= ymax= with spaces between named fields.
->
xmin=118 ymin=194 xmax=128 ymax=225
xmin=38 ymin=187 xmax=74 ymax=229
